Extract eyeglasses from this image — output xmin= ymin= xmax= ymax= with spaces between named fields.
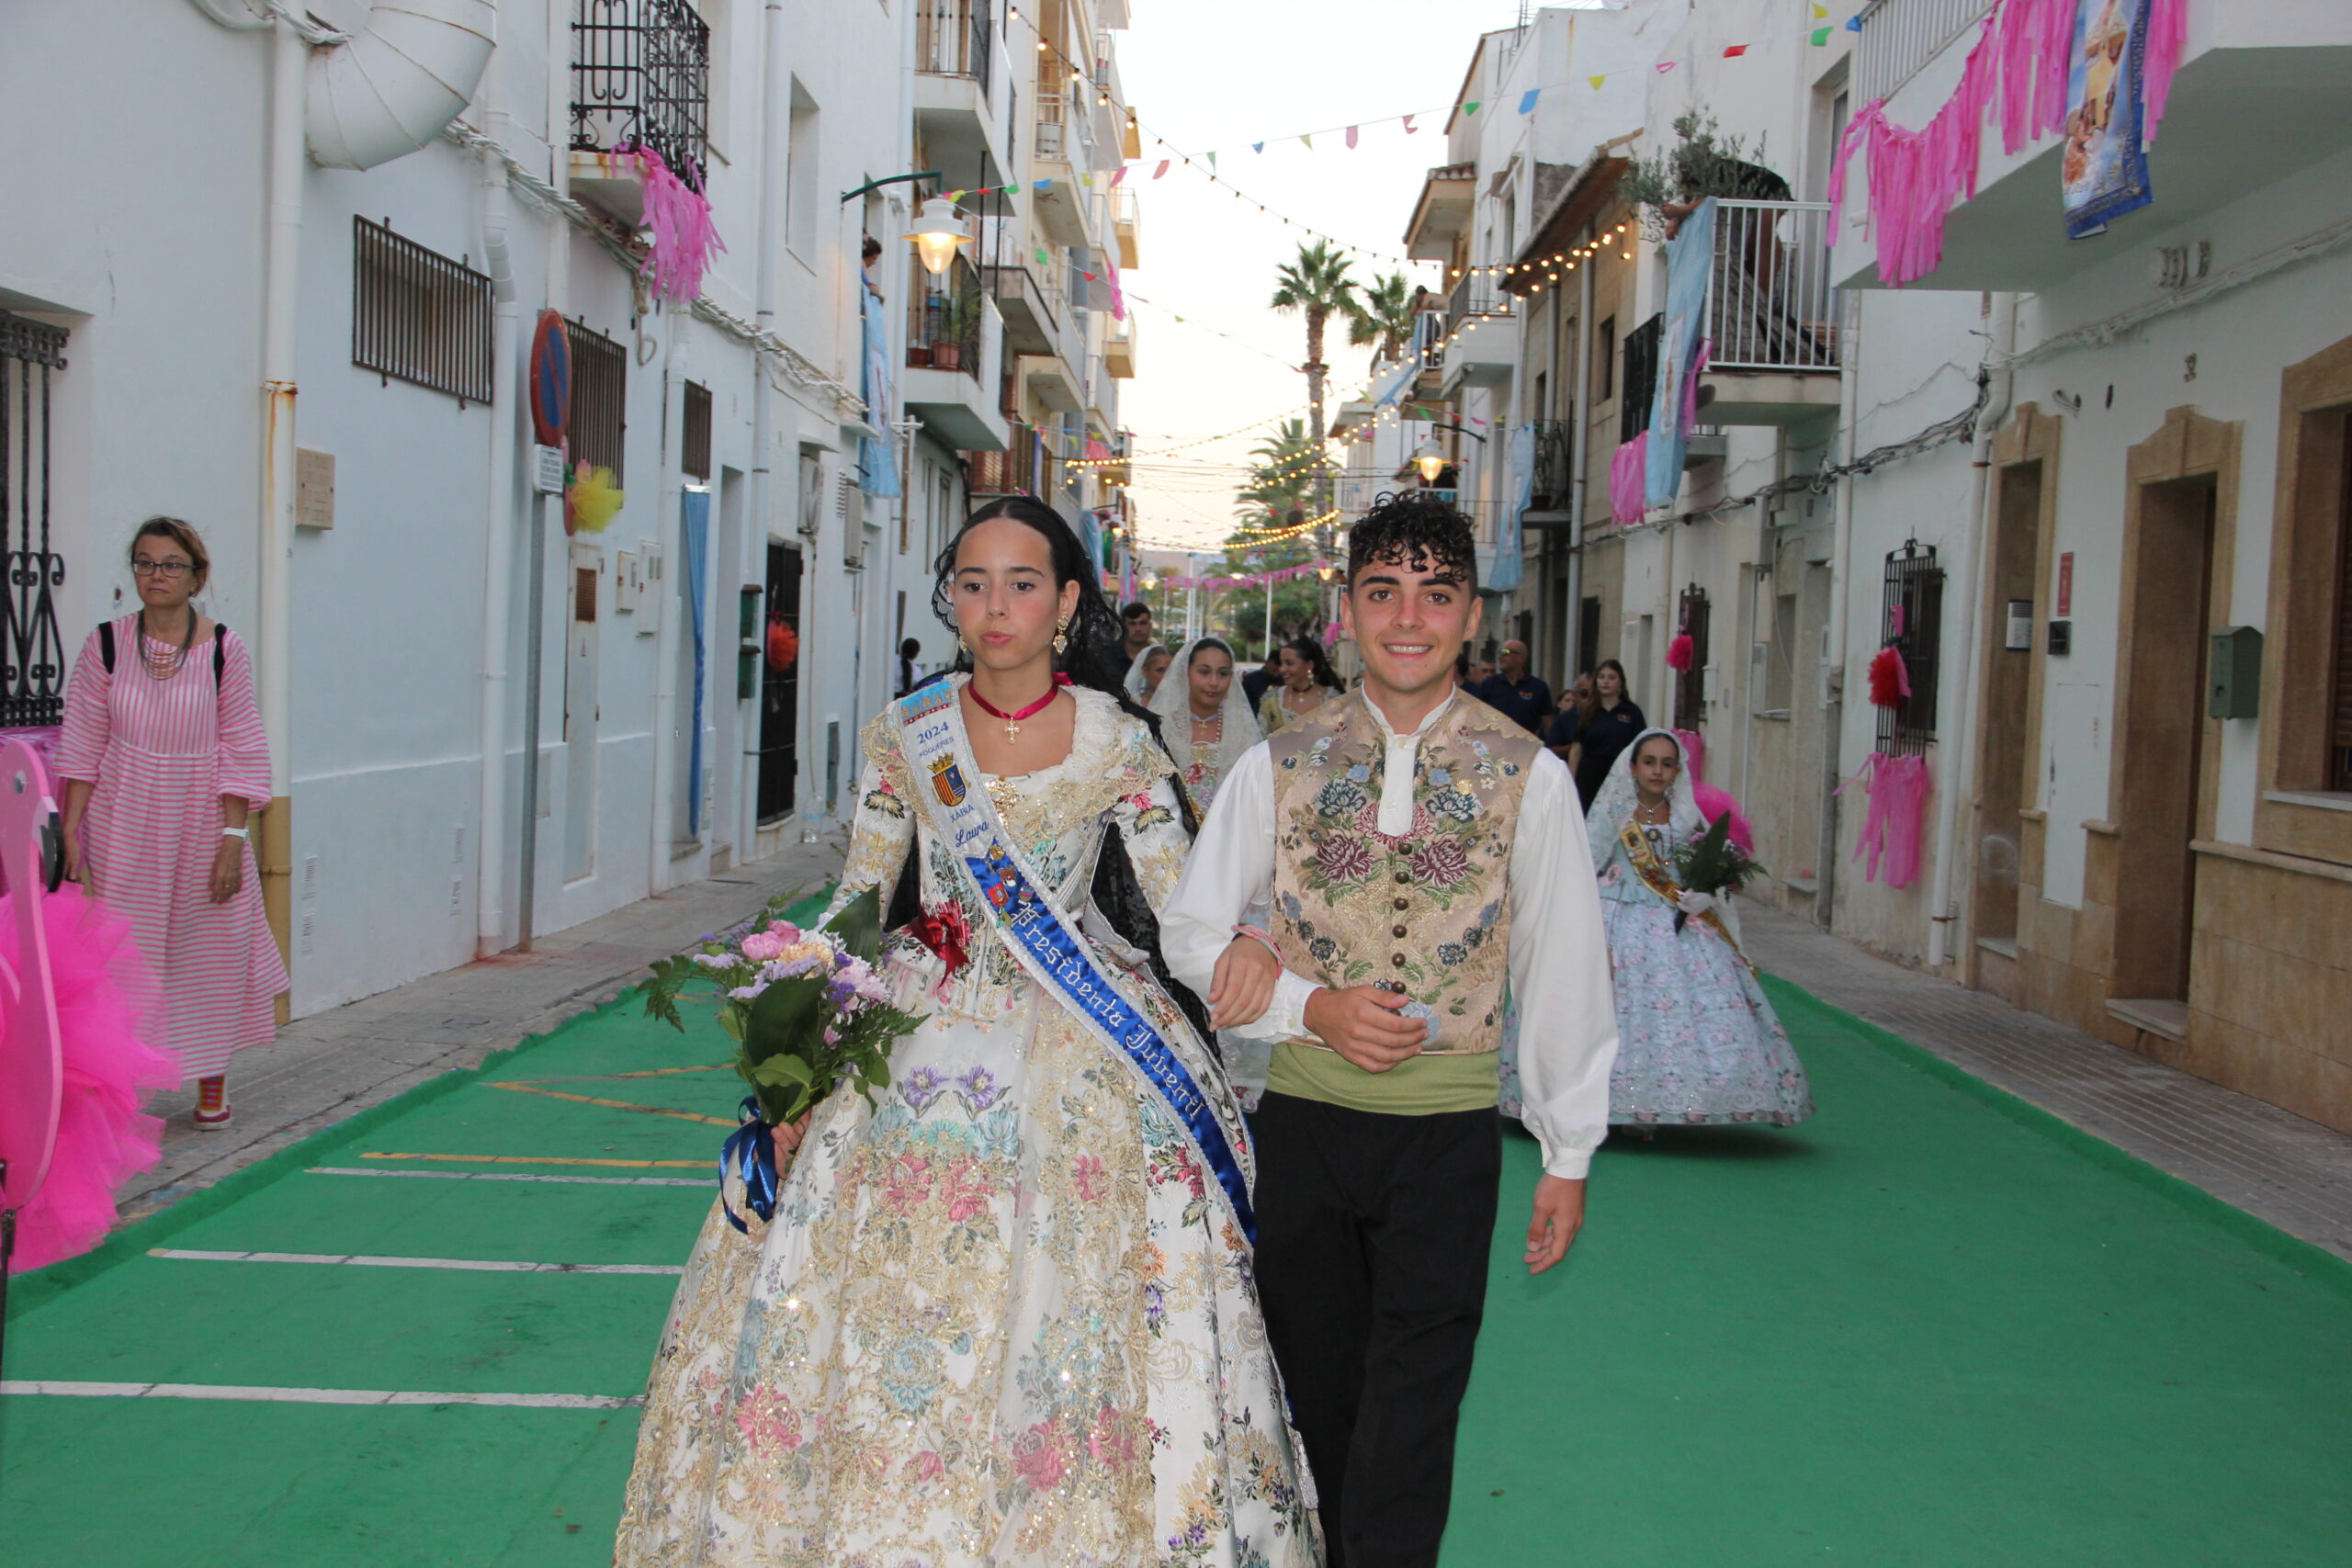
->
xmin=130 ymin=560 xmax=194 ymax=579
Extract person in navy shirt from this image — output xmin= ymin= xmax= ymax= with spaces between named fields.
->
xmin=1469 ymin=638 xmax=1552 ymax=733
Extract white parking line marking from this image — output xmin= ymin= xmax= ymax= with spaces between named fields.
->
xmin=308 ymin=1166 xmax=707 ymax=1188
xmin=148 ymin=1248 xmax=683 ymax=1276
xmin=0 ymin=1381 xmax=642 ymax=1409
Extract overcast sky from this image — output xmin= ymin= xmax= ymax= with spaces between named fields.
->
xmin=1114 ymin=0 xmax=1566 ymax=554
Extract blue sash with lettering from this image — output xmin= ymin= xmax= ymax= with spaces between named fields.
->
xmin=896 ymin=678 xmax=1255 ymax=1243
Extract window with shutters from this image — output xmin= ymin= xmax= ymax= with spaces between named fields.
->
xmin=1674 ymin=583 xmax=1710 ymax=730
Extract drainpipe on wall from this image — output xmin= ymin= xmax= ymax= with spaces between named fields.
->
xmin=1566 ymin=225 xmax=1596 ymax=685
xmin=474 ymin=61 xmax=518 ymax=957
xmin=1815 ymin=291 xmax=1861 ymax=932
xmin=1925 ymin=291 xmax=2018 ymax=972
xmin=650 ymin=322 xmax=689 ymax=893
xmin=256 ymin=17 xmax=307 ymax=1012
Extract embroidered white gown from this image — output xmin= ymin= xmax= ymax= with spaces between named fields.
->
xmin=616 ymin=682 xmax=1318 ymax=1568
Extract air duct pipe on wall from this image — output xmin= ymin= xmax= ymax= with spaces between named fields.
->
xmin=306 ymin=0 xmax=497 ymax=172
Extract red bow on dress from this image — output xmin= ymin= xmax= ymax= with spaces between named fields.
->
xmin=910 ymin=903 xmax=972 ymax=978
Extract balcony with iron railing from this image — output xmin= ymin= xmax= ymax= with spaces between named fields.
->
xmin=1525 ymin=418 xmax=1573 ymax=516
xmin=915 ymin=0 xmax=992 ymax=94
xmin=906 ymin=254 xmax=1009 ymax=452
xmin=1113 ymin=186 xmax=1140 ymax=269
xmin=913 ymin=0 xmax=1003 ymax=176
xmin=1441 ymin=275 xmax=1515 ymax=389
xmin=571 ymin=0 xmax=709 ymax=184
xmin=1837 ymin=0 xmax=2352 ymax=291
xmin=1695 ymin=198 xmax=1841 ymax=425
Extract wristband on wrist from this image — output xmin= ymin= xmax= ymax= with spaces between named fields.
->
xmin=1231 ymin=924 xmax=1281 ymax=962
xmin=220 ymin=826 xmax=250 ymax=840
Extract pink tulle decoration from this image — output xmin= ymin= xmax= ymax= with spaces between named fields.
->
xmin=622 ymin=146 xmax=727 ymax=304
xmin=5 ymin=889 xmax=177 ymax=1273
xmin=1827 ymin=0 xmax=2186 ymax=288
xmin=1695 ymin=783 xmax=1756 ymax=855
xmin=1610 ymin=434 xmax=1649 ymax=525
xmin=1853 ymin=750 xmax=1932 ymax=890
xmin=1673 ymin=727 xmax=1706 ymax=782
xmin=1666 ymin=632 xmax=1695 ymax=672
xmin=1320 ymin=622 xmax=1344 ymax=649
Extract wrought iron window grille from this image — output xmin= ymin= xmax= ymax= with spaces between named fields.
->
xmin=351 ymin=218 xmax=493 ymax=405
xmin=1877 ymin=540 xmax=1944 ymax=756
xmin=565 ymin=319 xmax=629 ymax=484
xmin=572 ymin=0 xmax=712 ymax=182
xmin=0 ymin=310 xmax=69 ymax=728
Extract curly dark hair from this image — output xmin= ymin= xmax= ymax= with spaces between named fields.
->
xmin=1345 ymin=491 xmax=1476 ymax=593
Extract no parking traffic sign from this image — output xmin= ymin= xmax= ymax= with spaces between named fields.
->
xmin=529 ymin=309 xmax=571 ymax=449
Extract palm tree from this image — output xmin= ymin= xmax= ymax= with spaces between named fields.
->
xmin=1269 ymin=240 xmax=1360 ymax=553
xmin=1347 ymin=271 xmax=1421 ymax=364
xmin=1234 ymin=419 xmax=1319 ymax=525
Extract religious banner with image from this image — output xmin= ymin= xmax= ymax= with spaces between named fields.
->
xmin=2062 ymin=0 xmax=2154 ymax=239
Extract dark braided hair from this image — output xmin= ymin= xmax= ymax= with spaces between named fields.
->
xmin=1345 ymin=490 xmax=1478 ymax=593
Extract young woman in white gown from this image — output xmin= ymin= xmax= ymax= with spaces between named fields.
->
xmin=615 ymin=498 xmax=1319 ymax=1568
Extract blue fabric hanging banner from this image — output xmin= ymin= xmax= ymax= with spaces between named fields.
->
xmin=2062 ymin=0 xmax=2154 ymax=239
xmin=1647 ymin=197 xmax=1715 ymax=506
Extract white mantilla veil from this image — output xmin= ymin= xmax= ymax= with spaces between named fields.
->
xmin=1584 ymin=726 xmax=1707 ymax=874
xmin=1148 ymin=637 xmax=1262 ymax=788
xmin=1124 ymin=643 xmax=1172 ymax=703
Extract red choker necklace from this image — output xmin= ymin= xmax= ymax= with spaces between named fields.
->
xmin=968 ymin=674 xmax=1071 ymax=743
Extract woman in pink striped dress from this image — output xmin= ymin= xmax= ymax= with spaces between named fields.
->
xmin=56 ymin=518 xmax=287 ymax=1127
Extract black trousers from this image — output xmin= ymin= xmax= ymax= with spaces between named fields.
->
xmin=1252 ymin=1092 xmax=1503 ymax=1568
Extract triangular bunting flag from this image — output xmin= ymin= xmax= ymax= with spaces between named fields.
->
xmin=1301 ymin=133 xmax=1313 ymax=149
xmin=1463 ymin=100 xmax=1480 ymax=115
xmin=1519 ymin=88 xmax=1540 ymax=114
xmin=1812 ymin=2 xmax=1827 ymax=13
xmin=1006 ymin=182 xmax=1022 ymax=194
xmin=1589 ymin=73 xmax=1607 ymax=89
xmin=1402 ymin=115 xmax=1418 ymax=133
xmin=1252 ymin=141 xmax=1265 ymax=153
xmin=1207 ymin=151 xmax=1217 ymax=170
xmin=1845 ymin=14 xmax=1862 ymax=28
xmin=1810 ymin=26 xmax=1830 ymax=43
xmin=1723 ymin=43 xmax=1748 ymax=56
xmin=1111 ymin=164 xmax=1127 ymax=186
xmin=1035 ymin=176 xmax=1053 ymax=191
xmin=1154 ymin=159 xmax=1170 ymax=178
xmin=1345 ymin=126 xmax=1359 ymax=148
xmin=1035 ymin=245 xmax=1050 ymax=265
xmin=1655 ymin=61 xmax=1676 ymax=72
xmin=947 ymin=189 xmax=965 ymax=203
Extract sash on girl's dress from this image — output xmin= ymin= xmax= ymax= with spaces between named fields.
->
xmin=895 ymin=679 xmax=1256 ymax=1243
xmin=1618 ymin=820 xmax=1750 ymax=969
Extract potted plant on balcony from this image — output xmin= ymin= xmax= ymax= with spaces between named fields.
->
xmin=930 ymin=288 xmax=980 ymax=372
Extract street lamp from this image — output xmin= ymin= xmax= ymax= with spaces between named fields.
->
xmin=907 ymin=197 xmax=971 ymax=276
xmin=1414 ymin=438 xmax=1447 ymax=484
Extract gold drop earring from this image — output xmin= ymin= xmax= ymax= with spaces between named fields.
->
xmin=1052 ymin=616 xmax=1070 ymax=657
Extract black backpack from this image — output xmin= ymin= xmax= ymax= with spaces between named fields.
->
xmin=98 ymin=617 xmax=228 ymax=682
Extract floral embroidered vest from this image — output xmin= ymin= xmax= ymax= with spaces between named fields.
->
xmin=1265 ymin=690 xmax=1540 ymax=1055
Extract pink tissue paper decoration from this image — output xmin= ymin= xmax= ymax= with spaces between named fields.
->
xmin=1666 ymin=632 xmax=1695 ymax=671
xmin=1852 ymin=750 xmax=1932 ymax=889
xmin=1609 ymin=433 xmax=1649 ymax=525
xmin=1670 ymin=727 xmax=1758 ymax=854
xmin=1827 ymin=0 xmax=2185 ymax=288
xmin=620 ymin=145 xmax=727 ymax=303
xmin=1867 ymin=644 xmax=1912 ymax=708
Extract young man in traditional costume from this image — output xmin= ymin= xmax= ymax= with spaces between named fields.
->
xmin=1164 ymin=491 xmax=1619 ymax=1568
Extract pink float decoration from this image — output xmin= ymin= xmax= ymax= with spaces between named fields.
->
xmin=616 ymin=145 xmax=727 ymax=303
xmin=1852 ymin=750 xmax=1932 ymax=889
xmin=1828 ymin=0 xmax=2188 ymax=288
xmin=1609 ymin=434 xmax=1648 ymax=525
xmin=1666 ymin=632 xmax=1695 ymax=672
xmin=1867 ymin=644 xmax=1912 ymax=708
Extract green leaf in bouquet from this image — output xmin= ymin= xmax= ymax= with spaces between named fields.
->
xmin=823 ymin=883 xmax=886 ymax=964
xmin=743 ymin=972 xmax=828 ymax=1065
xmin=751 ymin=1053 xmax=815 ymax=1089
xmin=641 ymin=953 xmax=698 ymax=1032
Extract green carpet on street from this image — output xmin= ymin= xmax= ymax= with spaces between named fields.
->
xmin=6 ymin=942 xmax=2349 ymax=1565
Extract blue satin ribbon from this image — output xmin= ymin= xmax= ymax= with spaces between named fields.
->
xmin=718 ymin=1095 xmax=781 ymax=1234
xmin=965 ymin=848 xmax=1256 ymax=1244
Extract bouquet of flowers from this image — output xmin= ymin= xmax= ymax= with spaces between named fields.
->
xmin=642 ymin=886 xmax=922 ymax=1224
xmin=1669 ymin=812 xmax=1768 ymax=933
